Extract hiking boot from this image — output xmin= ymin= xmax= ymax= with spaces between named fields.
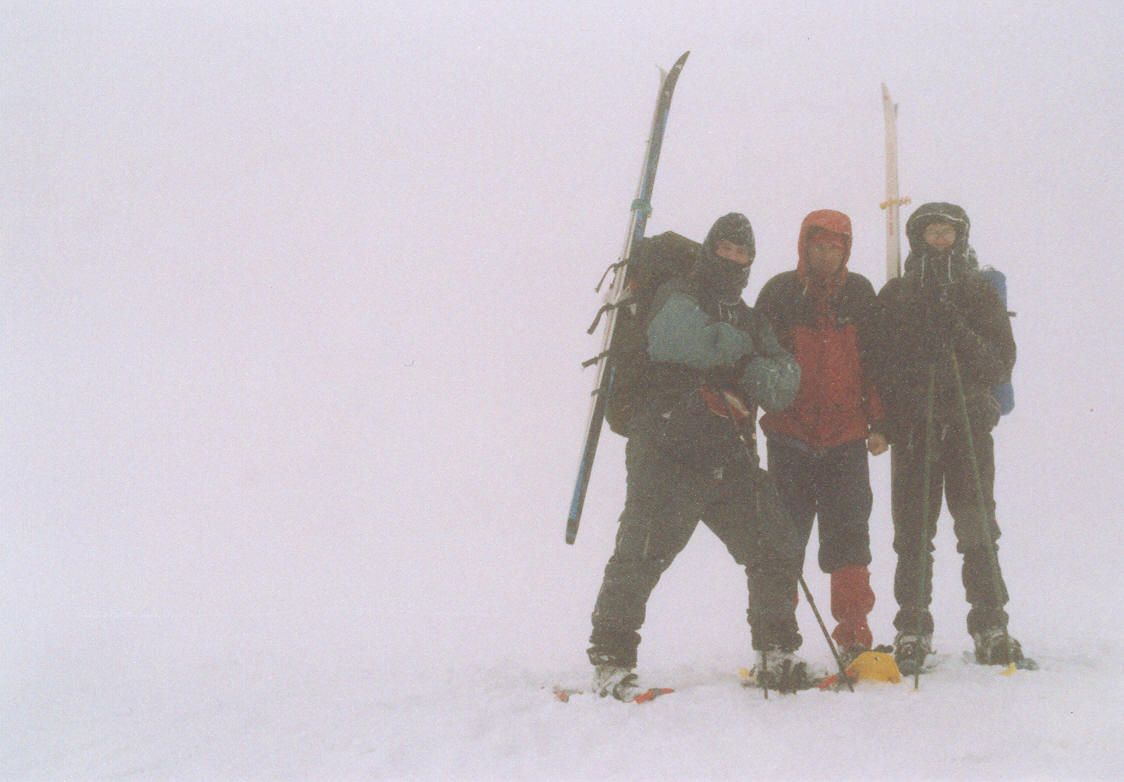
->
xmin=592 ymin=664 xmax=641 ymax=701
xmin=972 ymin=627 xmax=1025 ymax=666
xmin=893 ymin=632 xmax=932 ymax=676
xmin=748 ymin=648 xmax=823 ymax=692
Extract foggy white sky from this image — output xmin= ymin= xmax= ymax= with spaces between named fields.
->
xmin=3 ymin=2 xmax=1123 ymax=680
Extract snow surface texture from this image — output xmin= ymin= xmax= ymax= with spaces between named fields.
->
xmin=4 ymin=3 xmax=1124 ymax=780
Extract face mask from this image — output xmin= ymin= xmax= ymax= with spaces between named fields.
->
xmin=704 ymin=255 xmax=750 ymax=299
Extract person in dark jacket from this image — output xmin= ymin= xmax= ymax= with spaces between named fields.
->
xmin=878 ymin=202 xmax=1024 ymax=674
xmin=587 ymin=213 xmax=813 ymax=698
xmin=755 ymin=210 xmax=888 ymax=661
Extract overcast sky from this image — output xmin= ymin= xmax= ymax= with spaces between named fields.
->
xmin=3 ymin=2 xmax=1123 ymax=676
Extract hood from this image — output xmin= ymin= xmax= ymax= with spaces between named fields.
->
xmin=702 ymin=212 xmax=756 ymax=259
xmin=797 ymin=209 xmax=852 ymax=289
xmin=903 ymin=202 xmax=977 ymax=284
xmin=698 ymin=212 xmax=755 ymax=301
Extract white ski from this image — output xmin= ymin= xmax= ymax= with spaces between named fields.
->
xmin=881 ymin=83 xmax=910 ymax=281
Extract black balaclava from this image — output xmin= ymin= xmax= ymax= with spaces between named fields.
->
xmin=699 ymin=212 xmax=755 ymax=303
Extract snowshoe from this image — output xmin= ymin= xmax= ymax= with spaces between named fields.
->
xmin=972 ymin=628 xmax=1036 ymax=669
xmin=741 ymin=649 xmax=823 ymax=693
xmin=893 ymin=632 xmax=933 ymax=676
xmin=592 ymin=664 xmax=642 ymax=701
xmin=554 ymin=667 xmax=672 ymax=703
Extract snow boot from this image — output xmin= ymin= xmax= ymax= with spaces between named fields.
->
xmin=592 ymin=665 xmax=641 ymax=701
xmin=746 ymin=648 xmax=822 ymax=692
xmin=893 ymin=632 xmax=932 ymax=676
xmin=972 ymin=627 xmax=1024 ymax=666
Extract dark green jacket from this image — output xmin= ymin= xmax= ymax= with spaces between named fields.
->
xmin=646 ymin=276 xmax=800 ymax=414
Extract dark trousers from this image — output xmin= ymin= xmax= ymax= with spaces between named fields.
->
xmin=891 ymin=421 xmax=1009 ymax=636
xmin=766 ymin=438 xmax=873 ymax=574
xmin=588 ymin=429 xmax=803 ymax=668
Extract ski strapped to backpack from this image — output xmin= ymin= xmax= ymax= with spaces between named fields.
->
xmin=565 ymin=51 xmax=689 ymax=545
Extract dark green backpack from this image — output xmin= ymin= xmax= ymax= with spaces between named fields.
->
xmin=604 ymin=231 xmax=700 ymax=435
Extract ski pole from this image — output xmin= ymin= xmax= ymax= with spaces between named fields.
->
xmin=911 ymin=363 xmax=938 ymax=690
xmin=717 ymin=389 xmax=853 ymax=693
xmin=949 ymin=351 xmax=1013 ymax=666
xmin=797 ymin=573 xmax=853 ymax=692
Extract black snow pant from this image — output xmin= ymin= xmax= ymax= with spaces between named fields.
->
xmin=891 ymin=419 xmax=1010 ymax=637
xmin=766 ymin=437 xmax=873 ymax=575
xmin=587 ymin=426 xmax=803 ymax=669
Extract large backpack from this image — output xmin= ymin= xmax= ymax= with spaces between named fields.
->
xmin=603 ymin=231 xmax=700 ymax=435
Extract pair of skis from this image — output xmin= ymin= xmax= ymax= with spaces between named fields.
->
xmin=565 ymin=51 xmax=689 ymax=545
xmin=881 ymin=84 xmax=911 ymax=281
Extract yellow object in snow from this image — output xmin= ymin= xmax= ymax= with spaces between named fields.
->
xmin=846 ymin=650 xmax=901 ymax=683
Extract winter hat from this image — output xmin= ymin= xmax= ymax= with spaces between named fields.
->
xmin=903 ymin=202 xmax=973 ymax=283
xmin=700 ymin=212 xmax=755 ymax=301
xmin=905 ymin=203 xmax=970 ymax=256
xmin=706 ymin=212 xmax=756 ymax=258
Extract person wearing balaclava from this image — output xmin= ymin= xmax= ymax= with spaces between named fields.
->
xmin=877 ymin=202 xmax=1026 ymax=675
xmin=587 ymin=213 xmax=814 ymax=699
xmin=755 ymin=209 xmax=888 ymax=665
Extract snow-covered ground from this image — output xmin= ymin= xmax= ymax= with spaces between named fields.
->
xmin=4 ymin=3 xmax=1124 ymax=779
xmin=5 ymin=610 xmax=1123 ymax=779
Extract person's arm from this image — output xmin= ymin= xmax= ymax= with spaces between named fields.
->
xmin=948 ymin=282 xmax=1016 ymax=388
xmin=646 ymin=286 xmax=755 ymax=370
xmin=738 ymin=316 xmax=800 ymax=413
xmin=853 ymin=276 xmax=888 ymax=454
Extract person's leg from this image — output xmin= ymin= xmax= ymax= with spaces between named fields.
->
xmin=704 ymin=462 xmax=802 ymax=654
xmin=588 ymin=434 xmax=706 ymax=669
xmin=815 ymin=441 xmax=875 ymax=650
xmin=891 ymin=432 xmax=943 ymax=637
xmin=944 ymin=428 xmax=1009 ymax=637
xmin=765 ymin=438 xmax=819 ymax=575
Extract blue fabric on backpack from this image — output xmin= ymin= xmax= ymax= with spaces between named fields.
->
xmin=980 ymin=267 xmax=1015 ymax=416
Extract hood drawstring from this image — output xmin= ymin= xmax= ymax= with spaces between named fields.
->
xmin=717 ymin=300 xmax=740 ymax=326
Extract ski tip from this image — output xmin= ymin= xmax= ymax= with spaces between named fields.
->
xmin=631 ymin=687 xmax=674 ymax=704
xmin=663 ymin=51 xmax=689 ymax=74
xmin=552 ymin=686 xmax=581 ymax=702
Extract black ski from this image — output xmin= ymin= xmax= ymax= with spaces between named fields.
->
xmin=565 ymin=51 xmax=689 ymax=545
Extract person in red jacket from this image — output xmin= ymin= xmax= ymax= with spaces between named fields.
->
xmin=754 ymin=209 xmax=888 ymax=658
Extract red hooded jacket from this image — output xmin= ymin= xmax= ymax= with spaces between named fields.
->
xmin=755 ymin=210 xmax=885 ymax=450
